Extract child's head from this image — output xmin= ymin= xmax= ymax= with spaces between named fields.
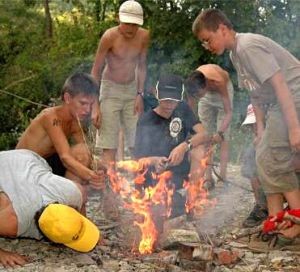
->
xmin=118 ymin=0 xmax=143 ymax=39
xmin=155 ymin=74 xmax=184 ymax=114
xmin=61 ymin=72 xmax=99 ymax=119
xmin=192 ymin=8 xmax=233 ymax=36
xmin=192 ymin=9 xmax=233 ymax=55
xmin=185 ymin=70 xmax=206 ymax=99
xmin=61 ymin=72 xmax=99 ymax=100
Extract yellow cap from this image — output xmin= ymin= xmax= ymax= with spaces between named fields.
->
xmin=38 ymin=204 xmax=100 ymax=252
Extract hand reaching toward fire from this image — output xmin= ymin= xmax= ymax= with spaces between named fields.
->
xmin=168 ymin=143 xmax=186 ymax=167
xmin=88 ymin=169 xmax=106 ymax=190
xmin=137 ymin=157 xmax=169 ymax=173
xmin=153 ymin=157 xmax=169 ymax=173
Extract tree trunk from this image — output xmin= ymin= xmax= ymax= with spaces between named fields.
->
xmin=44 ymin=0 xmax=53 ymax=39
xmin=100 ymin=0 xmax=107 ymax=22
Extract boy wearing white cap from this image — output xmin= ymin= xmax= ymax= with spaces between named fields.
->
xmin=91 ymin=0 xmax=150 ymax=166
xmin=0 ymin=150 xmax=100 ymax=268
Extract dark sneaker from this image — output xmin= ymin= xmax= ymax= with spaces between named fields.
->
xmin=242 ymin=204 xmax=268 ymax=228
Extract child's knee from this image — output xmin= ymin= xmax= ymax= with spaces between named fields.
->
xmin=70 ymin=143 xmax=91 ymax=166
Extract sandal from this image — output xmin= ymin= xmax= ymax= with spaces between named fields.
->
xmin=248 ymin=232 xmax=300 ymax=253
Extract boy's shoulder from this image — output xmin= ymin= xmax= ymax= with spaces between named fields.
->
xmin=236 ymin=33 xmax=270 ymax=52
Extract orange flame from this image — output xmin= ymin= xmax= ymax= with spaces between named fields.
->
xmin=107 ymin=160 xmax=174 ymax=254
xmin=184 ymin=146 xmax=217 ymax=216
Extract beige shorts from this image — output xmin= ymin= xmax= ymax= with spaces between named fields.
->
xmin=256 ymin=107 xmax=300 ymax=194
xmin=96 ymin=80 xmax=138 ymax=149
xmin=198 ymin=81 xmax=234 ymax=141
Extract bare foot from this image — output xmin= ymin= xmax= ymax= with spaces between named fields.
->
xmin=279 ymin=224 xmax=300 ymax=239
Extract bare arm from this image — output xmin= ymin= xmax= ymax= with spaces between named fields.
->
xmin=136 ymin=31 xmax=150 ymax=92
xmin=90 ymin=32 xmax=111 ymax=128
xmin=91 ymin=31 xmax=111 ymax=83
xmin=270 ymin=71 xmax=300 ymax=150
xmin=168 ymin=123 xmax=209 ymax=166
xmin=134 ymin=31 xmax=150 ymax=115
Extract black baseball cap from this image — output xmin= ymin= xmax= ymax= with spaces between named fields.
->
xmin=156 ymin=74 xmax=184 ymax=101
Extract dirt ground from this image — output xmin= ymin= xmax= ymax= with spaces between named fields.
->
xmin=1 ymin=165 xmax=300 ymax=272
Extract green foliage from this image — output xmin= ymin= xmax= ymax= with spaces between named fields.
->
xmin=0 ymin=0 xmax=299 ymax=160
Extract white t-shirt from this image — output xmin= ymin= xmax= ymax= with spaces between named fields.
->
xmin=0 ymin=149 xmax=82 ymax=239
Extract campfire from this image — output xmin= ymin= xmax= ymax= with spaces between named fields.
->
xmin=105 ymin=152 xmax=216 ymax=255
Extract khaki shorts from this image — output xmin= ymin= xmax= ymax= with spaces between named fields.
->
xmin=256 ymin=107 xmax=300 ymax=194
xmin=96 ymin=80 xmax=138 ymax=149
xmin=198 ymin=81 xmax=234 ymax=140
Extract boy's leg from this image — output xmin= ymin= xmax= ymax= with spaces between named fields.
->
xmin=219 ymin=140 xmax=229 ymax=180
xmin=65 ymin=143 xmax=91 ymax=183
xmin=97 ymin=97 xmax=123 ymax=166
xmin=189 ymin=144 xmax=206 ymax=183
xmin=216 ymin=106 xmax=231 ymax=181
xmin=256 ymin=109 xmax=300 ymax=216
xmin=66 ymin=143 xmax=91 ymax=215
xmin=266 ymin=193 xmax=284 ymax=216
xmin=122 ymin=97 xmax=138 ymax=159
xmin=251 ymin=177 xmax=267 ymax=208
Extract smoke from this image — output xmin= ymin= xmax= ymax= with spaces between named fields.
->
xmin=192 ymin=172 xmax=252 ymax=236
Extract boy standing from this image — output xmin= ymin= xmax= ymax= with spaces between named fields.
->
xmin=185 ymin=64 xmax=233 ymax=185
xmin=91 ymin=0 xmax=150 ymax=165
xmin=192 ymin=9 xmax=300 ymax=239
xmin=16 ymin=73 xmax=104 ymax=189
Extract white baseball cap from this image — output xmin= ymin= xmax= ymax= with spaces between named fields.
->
xmin=242 ymin=104 xmax=256 ymax=125
xmin=119 ymin=1 xmax=144 ymax=26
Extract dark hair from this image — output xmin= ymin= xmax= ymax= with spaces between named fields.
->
xmin=192 ymin=8 xmax=233 ymax=36
xmin=34 ymin=204 xmax=51 ymax=241
xmin=61 ymin=72 xmax=99 ymax=101
xmin=185 ymin=71 xmax=206 ymax=98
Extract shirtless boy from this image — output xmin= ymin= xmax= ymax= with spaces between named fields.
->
xmin=16 ymin=72 xmax=104 ymax=188
xmin=185 ymin=64 xmax=233 ymax=184
xmin=91 ymin=0 xmax=150 ymax=165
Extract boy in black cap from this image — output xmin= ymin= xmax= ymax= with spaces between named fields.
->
xmin=134 ymin=74 xmax=209 ymax=216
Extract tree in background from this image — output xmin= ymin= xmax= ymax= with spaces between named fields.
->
xmin=0 ymin=0 xmax=298 ymax=154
